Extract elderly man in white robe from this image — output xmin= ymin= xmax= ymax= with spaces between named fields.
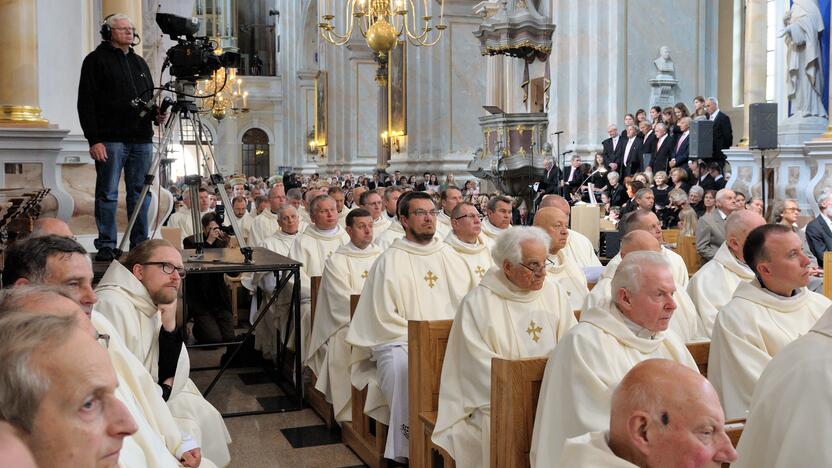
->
xmin=346 ymin=191 xmax=477 ymax=462
xmin=288 ymin=194 xmax=351 ymax=358
xmin=734 ymin=304 xmax=832 ymax=468
xmin=435 ymin=186 xmax=463 ymax=238
xmin=249 ymin=184 xmax=287 ymax=247
xmin=585 ymin=212 xmax=708 ymax=343
xmin=480 ymin=194 xmax=512 ymax=247
xmin=530 ymin=251 xmax=698 ymax=465
xmin=307 ymin=208 xmax=382 ymax=424
xmin=688 ymin=210 xmax=765 ymax=335
xmin=444 ymin=201 xmax=493 ymax=281
xmin=558 ymin=359 xmax=737 ymax=467
xmin=95 ymin=240 xmax=232 ymax=465
xmin=709 ymin=223 xmax=832 ymax=419
xmin=359 ymin=189 xmax=392 ymax=238
xmin=538 ymin=194 xmax=602 ymax=268
xmin=432 ymin=226 xmax=576 ymax=466
xmin=534 ymin=207 xmax=589 ymax=310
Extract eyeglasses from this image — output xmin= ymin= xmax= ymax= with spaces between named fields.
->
xmin=410 ymin=209 xmax=440 ymax=218
xmin=142 ymin=262 xmax=187 ymax=277
xmin=518 ymin=258 xmax=555 ymax=274
xmin=454 ymin=214 xmax=481 ymax=221
xmin=111 ymin=27 xmax=135 ymax=33
xmin=96 ymin=332 xmax=110 ymax=349
xmin=784 ymin=207 xmax=802 ymax=213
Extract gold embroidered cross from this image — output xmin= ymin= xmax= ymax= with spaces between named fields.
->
xmin=527 ymin=321 xmax=543 ymax=343
xmin=361 ymin=270 xmax=368 ymax=279
xmin=424 ymin=271 xmax=438 ymax=288
xmin=475 ymin=266 xmax=486 ymax=278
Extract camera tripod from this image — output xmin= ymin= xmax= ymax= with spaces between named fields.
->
xmin=115 ymin=80 xmax=252 ymax=263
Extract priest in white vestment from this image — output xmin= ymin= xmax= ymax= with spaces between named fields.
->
xmin=538 ymin=194 xmax=602 ymax=268
xmin=328 ymin=186 xmax=350 ymax=228
xmin=252 ymin=205 xmax=300 ymax=359
xmin=709 ymin=223 xmax=832 ymax=419
xmin=435 ymin=186 xmax=463 ymax=238
xmin=734 ymin=304 xmax=832 ymax=468
xmin=432 ymin=227 xmax=577 ymax=466
xmin=558 ymin=359 xmax=737 ymax=467
xmin=95 ymin=240 xmax=232 ymax=466
xmin=249 ymin=184 xmax=286 ymax=247
xmin=359 ymin=189 xmax=392 ymax=238
xmin=346 ymin=192 xmax=477 ymax=462
xmin=585 ymin=220 xmax=707 ymax=343
xmin=688 ymin=210 xmax=765 ymax=335
xmin=530 ymin=251 xmax=698 ymax=465
xmin=534 ymin=207 xmax=589 ymax=310
xmin=382 ymin=186 xmax=403 ymax=222
xmin=287 ymin=195 xmax=350 ymax=358
xmin=375 ymin=219 xmax=405 ymax=250
xmin=444 ymin=202 xmax=494 ymax=281
xmin=222 ymin=195 xmax=255 ymax=243
xmin=306 ymin=208 xmax=382 ymax=423
xmin=167 ymin=189 xmax=213 ymax=245
xmin=480 ymin=194 xmax=512 ymax=247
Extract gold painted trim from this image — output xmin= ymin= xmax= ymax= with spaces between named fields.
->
xmin=0 ymin=106 xmax=48 ymax=124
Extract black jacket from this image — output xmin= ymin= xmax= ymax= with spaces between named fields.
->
xmin=78 ymin=42 xmax=155 ymax=145
xmin=806 ymin=215 xmax=832 ymax=267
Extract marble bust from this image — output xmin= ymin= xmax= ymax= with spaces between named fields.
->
xmin=653 ymin=46 xmax=675 ymax=79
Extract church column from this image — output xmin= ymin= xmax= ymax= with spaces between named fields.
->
xmin=101 ymin=0 xmax=143 ymax=55
xmin=0 ymin=0 xmax=47 ymax=126
xmin=740 ymin=0 xmax=766 ymax=145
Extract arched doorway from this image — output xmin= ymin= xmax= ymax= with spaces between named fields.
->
xmin=241 ymin=128 xmax=270 ymax=178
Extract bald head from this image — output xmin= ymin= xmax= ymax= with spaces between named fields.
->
xmin=539 ymin=194 xmax=570 ymax=217
xmin=725 ymin=210 xmax=766 ymax=262
xmin=609 ymin=359 xmax=736 ymax=466
xmin=30 ymin=218 xmax=73 ymax=238
xmin=620 ymin=230 xmax=661 ymax=257
xmin=533 ymin=207 xmax=570 ymax=253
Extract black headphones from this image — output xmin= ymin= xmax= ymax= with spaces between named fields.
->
xmin=100 ymin=14 xmax=141 ymax=46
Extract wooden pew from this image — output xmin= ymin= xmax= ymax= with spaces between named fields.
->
xmin=341 ymin=294 xmax=389 ymax=468
xmin=409 ymin=320 xmax=455 ymax=468
xmin=662 ymin=228 xmax=680 ymax=246
xmin=490 ymin=357 xmax=548 ymax=468
xmin=677 ymin=235 xmax=701 ymax=276
xmin=305 ymin=276 xmax=335 ymax=429
xmin=824 ymin=252 xmax=832 ymax=299
xmin=722 ymin=418 xmax=746 ymax=468
xmin=574 ymin=310 xmax=581 ymax=321
xmin=686 ymin=341 xmax=710 ymax=378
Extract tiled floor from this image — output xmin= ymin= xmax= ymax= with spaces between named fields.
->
xmin=190 ymin=346 xmax=366 ymax=468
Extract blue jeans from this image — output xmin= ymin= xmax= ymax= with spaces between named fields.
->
xmin=94 ymin=142 xmax=152 ymax=250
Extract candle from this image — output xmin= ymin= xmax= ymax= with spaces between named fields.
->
xmin=243 ymin=92 xmax=248 ymax=109
xmin=440 ymin=0 xmax=444 ymax=19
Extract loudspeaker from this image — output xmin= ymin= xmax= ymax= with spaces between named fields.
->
xmin=749 ymin=102 xmax=778 ymax=150
xmin=690 ymin=119 xmax=713 ymax=160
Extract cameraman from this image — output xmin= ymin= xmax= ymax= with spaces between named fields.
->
xmin=77 ymin=13 xmax=162 ymax=261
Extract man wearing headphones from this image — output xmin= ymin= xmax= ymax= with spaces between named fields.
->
xmin=78 ymin=13 xmax=159 ymax=261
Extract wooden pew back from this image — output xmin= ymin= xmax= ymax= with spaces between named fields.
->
xmin=824 ymin=252 xmax=832 ymax=300
xmin=305 ymin=275 xmax=334 ymax=428
xmin=409 ymin=320 xmax=454 ymax=468
xmin=686 ymin=341 xmax=710 ymax=378
xmin=677 ymin=235 xmax=701 ymax=275
xmin=490 ymin=357 xmax=548 ymax=468
xmin=662 ymin=228 xmax=680 ymax=246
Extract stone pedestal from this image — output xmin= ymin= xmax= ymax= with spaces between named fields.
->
xmin=804 ymin=139 xmax=832 ymax=216
xmin=779 ymin=116 xmax=827 ymax=146
xmin=725 ymin=147 xmax=763 ymax=200
xmin=648 ymin=77 xmax=678 ymax=109
xmin=774 ymin=145 xmax=814 ymax=212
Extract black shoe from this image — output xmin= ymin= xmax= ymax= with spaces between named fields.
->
xmin=95 ymin=247 xmax=115 ymax=262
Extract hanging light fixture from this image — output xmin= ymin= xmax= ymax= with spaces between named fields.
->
xmin=318 ymin=0 xmax=447 ymax=57
xmin=197 ymin=53 xmax=250 ymax=121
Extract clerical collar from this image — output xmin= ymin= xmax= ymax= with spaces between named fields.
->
xmin=457 ymin=237 xmax=479 ymax=248
xmin=313 ymin=225 xmax=339 ymax=235
xmin=756 ymin=277 xmax=798 ymax=298
xmin=616 ymin=308 xmax=658 ymax=340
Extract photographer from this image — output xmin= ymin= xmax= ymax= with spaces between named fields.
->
xmin=77 ymin=13 xmax=162 ymax=261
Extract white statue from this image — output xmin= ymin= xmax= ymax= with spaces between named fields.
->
xmin=653 ymin=46 xmax=675 ymax=79
xmin=779 ymin=0 xmax=827 ymax=118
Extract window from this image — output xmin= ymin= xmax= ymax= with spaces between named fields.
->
xmin=241 ymin=128 xmax=270 ymax=178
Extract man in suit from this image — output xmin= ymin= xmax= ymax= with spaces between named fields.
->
xmin=619 ymin=125 xmax=642 ymax=177
xmin=707 ymin=97 xmax=733 ymax=170
xmin=695 ymin=188 xmax=738 ymax=262
xmin=619 ymin=113 xmax=637 ymax=138
xmin=601 ymin=124 xmax=623 ymax=171
xmin=806 ymin=191 xmax=832 ymax=267
xmin=562 ymin=154 xmax=583 ymax=198
xmin=639 ymin=120 xmax=656 ymax=171
xmin=670 ymin=116 xmax=691 ymax=171
xmin=700 ymin=162 xmax=726 ymax=192
xmin=540 ymin=158 xmax=562 ymax=195
xmin=650 ymin=123 xmax=673 ymax=173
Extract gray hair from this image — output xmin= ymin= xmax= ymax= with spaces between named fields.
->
xmin=608 ymin=124 xmax=618 ymax=131
xmin=655 ymin=122 xmax=667 ymax=132
xmin=286 ymin=188 xmax=304 ymax=201
xmin=0 ymin=313 xmax=77 ymax=432
xmin=309 ymin=194 xmax=334 ymax=213
xmin=491 ymin=226 xmax=550 ymax=266
xmin=486 ymin=195 xmax=512 ymax=212
xmin=715 ymin=188 xmax=734 ymax=203
xmin=678 ymin=116 xmax=691 ymax=126
xmin=667 ymin=188 xmax=687 ymax=205
xmin=817 ymin=190 xmax=832 ymax=209
xmin=635 ymin=188 xmax=653 ymax=200
xmin=688 ymin=185 xmax=705 ymax=196
xmin=105 ymin=13 xmax=133 ymax=28
xmin=276 ymin=204 xmax=297 ymax=218
xmin=611 ymin=251 xmax=670 ymax=295
xmin=0 ymin=285 xmax=76 ymax=318
xmin=707 ymin=96 xmax=719 ymax=107
xmin=607 ymin=171 xmax=620 ymax=184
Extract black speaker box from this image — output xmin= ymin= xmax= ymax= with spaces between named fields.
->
xmin=690 ymin=119 xmax=713 ymax=160
xmin=749 ymin=102 xmax=778 ymax=150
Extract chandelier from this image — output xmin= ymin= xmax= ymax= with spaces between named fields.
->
xmin=196 ymin=60 xmax=250 ymax=121
xmin=318 ymin=0 xmax=447 ymax=56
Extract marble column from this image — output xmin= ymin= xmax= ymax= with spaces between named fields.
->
xmin=0 ymin=0 xmax=47 ymax=126
xmin=740 ymin=0 xmax=766 ymax=146
xmin=102 ymin=0 xmax=143 ymax=55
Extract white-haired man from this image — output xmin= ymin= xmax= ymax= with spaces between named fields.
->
xmin=531 ymin=252 xmax=698 ymax=465
xmin=695 ymin=188 xmax=737 ymax=261
xmin=433 ymin=226 xmax=576 ymax=466
xmin=444 ymin=202 xmax=493 ymax=281
xmin=805 ymin=189 xmax=832 ymax=267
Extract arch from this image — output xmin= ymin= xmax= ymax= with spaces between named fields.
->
xmin=298 ymin=0 xmax=319 ymax=71
xmin=237 ymin=120 xmax=276 ymax=143
xmin=241 ymin=127 xmax=271 ymax=178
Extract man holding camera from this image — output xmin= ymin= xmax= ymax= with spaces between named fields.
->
xmin=78 ymin=13 xmax=161 ymax=261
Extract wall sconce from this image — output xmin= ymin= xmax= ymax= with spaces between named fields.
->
xmin=308 ymin=139 xmax=326 ymax=158
xmin=381 ymin=130 xmax=404 ymax=153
